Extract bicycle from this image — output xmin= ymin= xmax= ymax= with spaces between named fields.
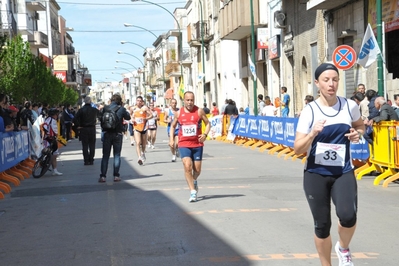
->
xmin=32 ymin=137 xmax=65 ymax=178
xmin=32 ymin=146 xmax=53 ymax=178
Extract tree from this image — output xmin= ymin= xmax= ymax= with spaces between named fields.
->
xmin=0 ymin=35 xmax=79 ymax=106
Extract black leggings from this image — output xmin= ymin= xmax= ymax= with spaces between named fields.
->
xmin=303 ymin=170 xmax=358 ymax=239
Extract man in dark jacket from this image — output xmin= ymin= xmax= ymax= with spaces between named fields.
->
xmin=368 ymin=96 xmax=399 ymax=125
xmin=365 ymin=89 xmax=379 ymax=120
xmin=98 ymin=94 xmax=130 ymax=183
xmin=74 ymin=96 xmax=99 ymax=165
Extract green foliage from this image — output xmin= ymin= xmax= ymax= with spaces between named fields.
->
xmin=0 ymin=35 xmax=79 ymax=106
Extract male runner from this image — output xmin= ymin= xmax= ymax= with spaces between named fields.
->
xmin=131 ymin=96 xmax=153 ymax=165
xmin=164 ymin=98 xmax=180 ymax=162
xmin=169 ymin=92 xmax=210 ymax=202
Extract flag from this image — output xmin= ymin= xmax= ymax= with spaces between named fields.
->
xmin=179 ymin=78 xmax=184 ymax=100
xmin=357 ymin=23 xmax=383 ymax=68
xmin=248 ymin=53 xmax=257 ymax=80
xmin=197 ymin=72 xmax=205 ymax=81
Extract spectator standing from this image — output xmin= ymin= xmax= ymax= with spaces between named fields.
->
xmin=211 ymin=102 xmax=219 ymax=116
xmin=224 ymin=99 xmax=238 ymax=116
xmin=0 ymin=116 xmax=4 ymax=133
xmin=294 ymin=63 xmax=364 ymax=266
xmin=31 ymin=103 xmax=39 ymax=122
xmin=19 ymin=101 xmax=35 ymax=130
xmin=74 ymin=96 xmax=99 ymax=165
xmin=365 ymin=89 xmax=379 ymax=120
xmin=98 ymin=94 xmax=131 ymax=183
xmin=257 ymin=94 xmax=266 ymax=115
xmin=393 ymin=94 xmax=399 ymax=117
xmin=8 ymin=105 xmax=19 ymax=131
xmin=203 ymin=103 xmax=210 ymax=114
xmin=244 ymin=105 xmax=250 ymax=115
xmin=0 ymin=94 xmax=13 ymax=132
xmin=220 ymin=99 xmax=229 ymax=115
xmin=280 ymin=86 xmax=290 ymax=117
xmin=356 ymin=84 xmax=366 ymax=95
xmin=63 ymin=105 xmax=74 ymax=142
xmin=261 ymin=97 xmax=277 ymax=116
xmin=353 ymin=92 xmax=369 ymax=121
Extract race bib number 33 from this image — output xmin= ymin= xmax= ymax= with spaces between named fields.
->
xmin=182 ymin=125 xmax=197 ymax=137
xmin=315 ymin=142 xmax=346 ymax=167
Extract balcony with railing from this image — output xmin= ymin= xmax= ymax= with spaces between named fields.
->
xmin=219 ymin=0 xmax=261 ymax=40
xmin=187 ymin=20 xmax=213 ymax=47
xmin=307 ymin=0 xmax=350 ymax=11
xmin=0 ymin=11 xmax=17 ymax=37
xmin=28 ymin=31 xmax=48 ymax=48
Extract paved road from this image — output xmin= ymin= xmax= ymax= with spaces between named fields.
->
xmin=0 ymin=126 xmax=398 ymax=265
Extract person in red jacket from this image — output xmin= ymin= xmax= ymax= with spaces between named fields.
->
xmin=169 ymin=91 xmax=210 ymax=202
xmin=211 ymin=102 xmax=219 ymax=116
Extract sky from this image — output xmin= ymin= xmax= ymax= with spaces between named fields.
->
xmin=57 ymin=0 xmax=186 ymax=83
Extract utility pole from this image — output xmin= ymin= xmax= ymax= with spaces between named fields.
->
xmin=376 ymin=0 xmax=384 ymax=97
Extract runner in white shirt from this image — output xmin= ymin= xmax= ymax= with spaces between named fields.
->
xmin=147 ymin=103 xmax=159 ymax=149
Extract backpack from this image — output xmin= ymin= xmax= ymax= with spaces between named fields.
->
xmin=101 ymin=105 xmax=121 ymax=130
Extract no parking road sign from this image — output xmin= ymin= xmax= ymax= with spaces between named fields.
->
xmin=332 ymin=45 xmax=357 ymax=70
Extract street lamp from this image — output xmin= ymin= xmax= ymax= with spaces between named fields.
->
xmin=124 ymin=22 xmax=167 ymax=103
xmin=117 ymin=51 xmax=144 ymax=66
xmin=131 ymin=0 xmax=183 ymax=85
xmin=116 ymin=60 xmax=139 ymax=70
xmin=114 ymin=66 xmax=135 ymax=74
xmin=120 ymin=40 xmax=146 ymax=51
xmin=198 ymin=0 xmax=206 ymax=103
xmin=124 ymin=23 xmax=157 ymax=39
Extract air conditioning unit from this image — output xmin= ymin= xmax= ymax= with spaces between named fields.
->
xmin=274 ymin=11 xmax=286 ymax=29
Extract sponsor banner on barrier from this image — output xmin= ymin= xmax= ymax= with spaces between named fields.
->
xmin=208 ymin=115 xmax=223 ymax=139
xmin=0 ymin=131 xmax=30 ymax=172
xmin=231 ymin=115 xmax=369 ymax=160
xmin=350 ymin=136 xmax=370 ymax=160
xmin=226 ymin=116 xmax=237 ymax=141
xmin=232 ymin=115 xmax=297 ymax=147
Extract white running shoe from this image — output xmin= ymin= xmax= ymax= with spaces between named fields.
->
xmin=53 ymin=170 xmax=63 ymax=176
xmin=151 ymin=144 xmax=155 ymax=149
xmin=172 ymin=155 xmax=176 ymax=162
xmin=138 ymin=157 xmax=143 ymax=165
xmin=189 ymin=191 xmax=197 ymax=202
xmin=141 ymin=153 xmax=146 ymax=164
xmin=335 ymin=241 xmax=354 ymax=266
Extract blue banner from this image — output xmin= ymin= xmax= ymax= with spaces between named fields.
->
xmin=0 ymin=131 xmax=30 ymax=172
xmin=350 ymin=136 xmax=370 ymax=160
xmin=231 ymin=115 xmax=369 ymax=160
xmin=232 ymin=115 xmax=297 ymax=147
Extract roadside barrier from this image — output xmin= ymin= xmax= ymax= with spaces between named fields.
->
xmin=0 ymin=120 xmax=68 ymax=199
xmin=0 ymin=131 xmax=31 ymax=199
xmin=355 ymin=121 xmax=399 ymax=187
xmin=211 ymin=115 xmax=399 ymax=187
